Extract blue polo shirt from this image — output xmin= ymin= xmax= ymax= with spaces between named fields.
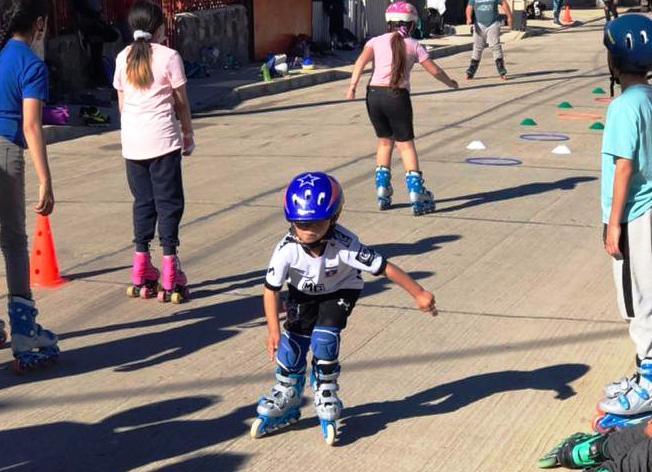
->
xmin=0 ymin=39 xmax=49 ymax=148
xmin=601 ymin=84 xmax=652 ymax=223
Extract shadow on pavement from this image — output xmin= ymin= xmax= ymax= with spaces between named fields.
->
xmin=435 ymin=176 xmax=597 ymax=214
xmin=0 ymin=396 xmax=251 ymax=471
xmin=334 ymin=363 xmax=590 ymax=446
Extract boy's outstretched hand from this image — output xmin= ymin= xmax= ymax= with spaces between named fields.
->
xmin=416 ymin=290 xmax=438 ymax=316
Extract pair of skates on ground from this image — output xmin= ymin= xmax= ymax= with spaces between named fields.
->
xmin=538 ymin=362 xmax=652 ymax=468
xmin=251 ymin=362 xmax=343 ymax=446
xmin=465 ymin=58 xmax=508 ymax=80
xmin=375 ymin=167 xmax=436 ymax=216
xmin=0 ymin=297 xmax=60 ymax=374
xmin=126 ymin=252 xmax=190 ymax=304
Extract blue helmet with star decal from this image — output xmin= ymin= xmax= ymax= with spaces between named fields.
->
xmin=604 ymin=14 xmax=652 ymax=74
xmin=284 ymin=172 xmax=344 ymax=222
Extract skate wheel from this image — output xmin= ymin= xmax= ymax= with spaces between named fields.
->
xmin=171 ymin=292 xmax=183 ymax=304
xmin=157 ymin=291 xmax=167 ymax=303
xmin=12 ymin=359 xmax=29 ymax=375
xmin=592 ymin=413 xmax=609 ymax=433
xmin=324 ymin=422 xmax=337 ymax=446
xmin=126 ymin=286 xmax=138 ymax=298
xmin=139 ymin=286 xmax=152 ymax=299
xmin=250 ymin=418 xmax=265 ymax=439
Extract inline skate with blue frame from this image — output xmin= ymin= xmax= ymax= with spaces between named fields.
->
xmin=405 ymin=171 xmax=436 ymax=216
xmin=375 ymin=166 xmax=393 ymax=210
xmin=311 ymin=359 xmax=343 ymax=446
xmin=251 ymin=368 xmax=306 ymax=438
xmin=9 ymin=297 xmax=59 ymax=374
xmin=592 ymin=361 xmax=652 ymax=433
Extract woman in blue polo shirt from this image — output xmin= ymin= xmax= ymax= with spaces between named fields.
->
xmin=0 ymin=0 xmax=60 ymax=372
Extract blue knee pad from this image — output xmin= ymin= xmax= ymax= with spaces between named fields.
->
xmin=276 ymin=331 xmax=311 ymax=373
xmin=310 ymin=326 xmax=341 ymax=361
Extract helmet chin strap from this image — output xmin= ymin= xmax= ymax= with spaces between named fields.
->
xmin=290 ymin=221 xmax=338 ymax=250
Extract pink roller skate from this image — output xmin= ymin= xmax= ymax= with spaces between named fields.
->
xmin=157 ymin=255 xmax=189 ymax=304
xmin=127 ymin=252 xmax=160 ymax=299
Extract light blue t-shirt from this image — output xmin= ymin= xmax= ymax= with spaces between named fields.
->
xmin=601 ymin=84 xmax=652 ymax=224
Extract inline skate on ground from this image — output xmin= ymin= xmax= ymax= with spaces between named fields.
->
xmin=375 ymin=166 xmax=393 ymax=210
xmin=592 ymin=361 xmax=652 ymax=433
xmin=9 ymin=297 xmax=60 ymax=374
xmin=406 ymin=171 xmax=436 ymax=216
xmin=496 ymin=58 xmax=507 ymax=80
xmin=157 ymin=255 xmax=189 ymax=304
xmin=537 ymin=431 xmax=606 ymax=469
xmin=466 ymin=59 xmax=479 ymax=80
xmin=126 ymin=252 xmax=160 ymax=299
xmin=251 ymin=369 xmax=306 ymax=438
xmin=311 ymin=359 xmax=343 ymax=446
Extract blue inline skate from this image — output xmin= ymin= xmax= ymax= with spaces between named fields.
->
xmin=375 ymin=166 xmax=393 ymax=210
xmin=311 ymin=359 xmax=343 ymax=446
xmin=9 ymin=297 xmax=59 ymax=374
xmin=251 ymin=368 xmax=306 ymax=438
xmin=405 ymin=171 xmax=436 ymax=216
xmin=593 ymin=361 xmax=652 ymax=433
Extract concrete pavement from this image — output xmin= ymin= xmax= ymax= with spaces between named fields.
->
xmin=0 ymin=15 xmax=634 ymax=472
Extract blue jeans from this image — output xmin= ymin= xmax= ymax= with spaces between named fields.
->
xmin=553 ymin=0 xmax=564 ymax=19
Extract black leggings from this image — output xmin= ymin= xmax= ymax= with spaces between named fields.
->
xmin=125 ymin=149 xmax=184 ymax=254
xmin=366 ymin=86 xmax=415 ymax=142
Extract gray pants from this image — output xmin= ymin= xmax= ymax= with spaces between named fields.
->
xmin=609 ymin=208 xmax=652 ymax=360
xmin=0 ymin=138 xmax=31 ymax=298
xmin=472 ymin=21 xmax=504 ymax=61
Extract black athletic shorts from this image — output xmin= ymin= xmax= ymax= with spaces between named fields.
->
xmin=284 ymin=286 xmax=361 ymax=336
xmin=366 ymin=86 xmax=415 ymax=142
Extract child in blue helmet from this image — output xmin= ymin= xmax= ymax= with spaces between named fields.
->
xmin=250 ymin=172 xmax=437 ymax=445
xmin=591 ymin=14 xmax=652 ymax=433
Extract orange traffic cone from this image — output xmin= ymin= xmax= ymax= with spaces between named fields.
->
xmin=30 ymin=215 xmax=66 ymax=288
xmin=561 ymin=5 xmax=574 ymax=25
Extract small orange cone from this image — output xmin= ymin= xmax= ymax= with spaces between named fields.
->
xmin=30 ymin=215 xmax=66 ymax=288
xmin=561 ymin=5 xmax=574 ymax=25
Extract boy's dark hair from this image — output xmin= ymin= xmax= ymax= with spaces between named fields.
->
xmin=126 ymin=0 xmax=164 ymax=89
xmin=0 ymin=0 xmax=49 ymax=50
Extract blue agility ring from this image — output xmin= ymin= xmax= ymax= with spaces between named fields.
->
xmin=465 ymin=157 xmax=522 ymax=166
xmin=520 ymin=133 xmax=570 ymax=142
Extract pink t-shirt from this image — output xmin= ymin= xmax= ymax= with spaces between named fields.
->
xmin=366 ymin=33 xmax=430 ymax=90
xmin=113 ymin=43 xmax=187 ymax=160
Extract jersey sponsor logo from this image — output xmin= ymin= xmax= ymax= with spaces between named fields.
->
xmin=332 ymin=229 xmax=353 ymax=247
xmin=301 ymin=280 xmax=326 ymax=293
xmin=355 ymin=245 xmax=376 ymax=266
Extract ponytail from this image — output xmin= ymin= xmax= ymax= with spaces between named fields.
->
xmin=0 ymin=0 xmax=49 ymax=51
xmin=126 ymin=0 xmax=163 ymax=89
xmin=389 ymin=31 xmax=407 ymax=89
xmin=126 ymin=41 xmax=154 ymax=89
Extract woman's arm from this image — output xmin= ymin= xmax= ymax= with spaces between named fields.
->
xmin=421 ymin=60 xmax=459 ymax=89
xmin=347 ymin=46 xmax=374 ymax=100
xmin=172 ymin=84 xmax=194 ymax=155
xmin=23 ymin=98 xmax=54 ymax=215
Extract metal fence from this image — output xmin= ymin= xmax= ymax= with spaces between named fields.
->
xmin=51 ymin=0 xmax=248 ymax=44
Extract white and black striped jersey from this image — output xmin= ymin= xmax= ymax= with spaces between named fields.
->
xmin=265 ymin=224 xmax=387 ymax=294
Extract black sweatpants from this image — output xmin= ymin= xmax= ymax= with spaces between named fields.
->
xmin=125 ymin=150 xmax=184 ymax=254
xmin=599 ymin=422 xmax=652 ymax=472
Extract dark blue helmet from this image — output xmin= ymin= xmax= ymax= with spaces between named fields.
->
xmin=284 ymin=172 xmax=344 ymax=222
xmin=604 ymin=14 xmax=652 ymax=73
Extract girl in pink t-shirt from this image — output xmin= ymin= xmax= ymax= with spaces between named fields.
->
xmin=347 ymin=2 xmax=458 ymax=216
xmin=113 ymin=0 xmax=194 ymax=303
